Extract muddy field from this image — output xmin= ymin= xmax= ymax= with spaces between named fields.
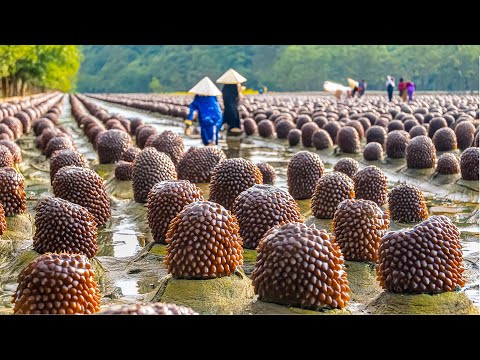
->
xmin=0 ymin=94 xmax=478 ymax=315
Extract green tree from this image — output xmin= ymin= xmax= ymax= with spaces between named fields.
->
xmin=149 ymin=77 xmax=163 ymax=92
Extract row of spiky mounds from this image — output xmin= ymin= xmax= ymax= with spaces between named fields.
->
xmin=377 ymin=215 xmax=465 ymax=294
xmin=0 ymin=93 xmax=64 ymax=218
xmin=251 ymin=222 xmax=351 ymax=310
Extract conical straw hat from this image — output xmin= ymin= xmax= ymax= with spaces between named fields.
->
xmin=216 ymin=68 xmax=247 ymax=84
xmin=188 ymin=77 xmax=222 ymax=96
xmin=347 ymin=78 xmax=359 ymax=89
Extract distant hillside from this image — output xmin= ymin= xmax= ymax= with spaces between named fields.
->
xmin=77 ymin=45 xmax=480 ymax=93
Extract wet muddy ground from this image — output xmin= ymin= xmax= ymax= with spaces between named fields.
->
xmin=0 ymin=95 xmax=478 ymax=314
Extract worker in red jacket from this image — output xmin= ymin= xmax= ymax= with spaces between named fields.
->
xmin=398 ymin=78 xmax=408 ymax=102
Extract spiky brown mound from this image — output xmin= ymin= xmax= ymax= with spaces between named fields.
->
xmin=334 ymin=199 xmax=390 ymax=261
xmin=96 ymin=129 xmax=132 ymax=164
xmin=13 ymin=253 xmax=101 ymax=314
xmin=251 ymin=222 xmax=350 ymax=310
xmin=409 ymin=125 xmax=427 ymax=138
xmin=460 ymin=147 xmax=479 ymax=180
xmin=353 ymin=165 xmax=388 ymax=206
xmin=301 ymin=122 xmax=320 ymax=147
xmin=122 ymin=146 xmax=141 ymax=162
xmin=136 ymin=125 xmax=158 ymax=149
xmin=99 ymin=303 xmax=198 ymax=315
xmin=296 ymin=115 xmax=312 ymax=129
xmin=388 ymin=184 xmax=428 ymax=222
xmin=0 ymin=167 xmax=26 ymax=216
xmin=233 ymin=185 xmax=302 ymax=249
xmin=0 ymin=124 xmax=15 ymax=140
xmin=243 ymin=118 xmax=258 ymax=136
xmin=287 ymin=129 xmax=301 ymax=146
xmin=455 ymin=121 xmax=475 ymax=151
xmin=147 ymin=180 xmax=204 ymax=244
xmin=365 ymin=125 xmax=387 ymax=147
xmin=346 ymin=120 xmax=365 ymax=139
xmin=2 ymin=117 xmax=23 ymax=139
xmin=428 ymin=117 xmax=448 ymax=138
xmin=50 ymin=149 xmax=89 ymax=184
xmin=115 ymin=161 xmax=134 ymax=181
xmin=312 ymin=129 xmax=333 ymax=150
xmin=151 ymin=130 xmax=185 ymax=167
xmin=323 ymin=122 xmax=342 ymax=144
xmin=256 ymin=162 xmax=276 ymax=185
xmin=377 ymin=215 xmax=464 ymax=294
xmin=0 ymin=203 xmax=6 ymax=235
xmin=0 ymin=145 xmax=14 ymax=167
xmin=257 ymin=120 xmax=275 ymax=138
xmin=388 ymin=120 xmax=405 ymax=132
xmin=45 ymin=136 xmax=75 ymax=158
xmin=208 ymin=158 xmax=263 ymax=210
xmin=364 ymin=142 xmax=384 ymax=161
xmin=406 ymin=136 xmax=436 ymax=169
xmin=432 ymin=127 xmax=457 ymax=151
xmin=311 ymin=171 xmax=355 ymax=219
xmin=53 ymin=166 xmax=111 ymax=226
xmin=14 ymin=111 xmax=31 ymax=134
xmin=337 ymin=126 xmax=360 ymax=154
xmin=33 ymin=197 xmax=98 ymax=258
xmin=333 ymin=158 xmax=359 ymax=179
xmin=436 ymin=153 xmax=460 ymax=175
xmin=132 ymin=147 xmax=177 ymax=203
xmin=386 ymin=130 xmax=410 ymax=158
xmin=165 ymin=201 xmax=243 ymax=279
xmin=287 ymin=151 xmax=324 ymax=200
xmin=177 ymin=146 xmax=226 ymax=183
xmin=275 ymin=119 xmax=294 ymax=139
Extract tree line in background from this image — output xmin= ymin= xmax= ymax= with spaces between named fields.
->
xmin=0 ymin=45 xmax=81 ymax=97
xmin=77 ymin=45 xmax=480 ymax=93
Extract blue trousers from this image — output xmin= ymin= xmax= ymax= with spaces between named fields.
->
xmin=200 ymin=124 xmax=218 ymax=145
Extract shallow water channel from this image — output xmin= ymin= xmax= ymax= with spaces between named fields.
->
xmin=0 ymin=95 xmax=478 ymax=315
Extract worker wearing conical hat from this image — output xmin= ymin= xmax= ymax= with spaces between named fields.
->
xmin=216 ymin=68 xmax=247 ymax=134
xmin=186 ymin=77 xmax=223 ymax=146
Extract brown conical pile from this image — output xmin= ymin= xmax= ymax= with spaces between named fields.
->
xmin=251 ymin=222 xmax=350 ymax=310
xmin=333 ymin=158 xmax=359 ymax=179
xmin=406 ymin=135 xmax=436 ymax=169
xmin=436 ymin=153 xmax=460 ymax=175
xmin=258 ymin=120 xmax=275 ymax=138
xmin=287 ymin=129 xmax=301 ymax=146
xmin=377 ymin=215 xmax=465 ymax=294
xmin=96 ymin=129 xmax=132 ymax=164
xmin=151 ymin=130 xmax=185 ymax=167
xmin=165 ymin=201 xmax=243 ymax=279
xmin=243 ymin=118 xmax=258 ymax=136
xmin=256 ymin=162 xmax=276 ymax=185
xmin=208 ymin=158 xmax=263 ymax=210
xmin=0 ymin=145 xmax=14 ymax=167
xmin=386 ymin=130 xmax=410 ymax=158
xmin=115 ymin=161 xmax=134 ymax=181
xmin=177 ymin=146 xmax=226 ymax=183
xmin=0 ymin=167 xmax=27 ymax=216
xmin=53 ymin=166 xmax=111 ymax=226
xmin=301 ymin=122 xmax=320 ymax=147
xmin=287 ymin=151 xmax=324 ymax=200
xmin=312 ymin=129 xmax=333 ymax=150
xmin=99 ymin=303 xmax=198 ymax=315
xmin=136 ymin=125 xmax=158 ymax=149
xmin=311 ymin=171 xmax=355 ymax=219
xmin=337 ymin=126 xmax=360 ymax=153
xmin=147 ymin=180 xmax=204 ymax=244
xmin=33 ymin=197 xmax=98 ymax=258
xmin=334 ymin=199 xmax=390 ymax=261
xmin=364 ymin=142 xmax=384 ymax=161
xmin=45 ymin=136 xmax=75 ymax=158
xmin=432 ymin=127 xmax=457 ymax=151
xmin=13 ymin=253 xmax=101 ymax=314
xmin=388 ymin=183 xmax=428 ymax=222
xmin=460 ymin=147 xmax=479 ymax=180
xmin=353 ymin=165 xmax=388 ymax=206
xmin=0 ymin=203 xmax=6 ymax=235
xmin=50 ymin=149 xmax=89 ymax=184
xmin=132 ymin=147 xmax=177 ymax=203
xmin=122 ymin=146 xmax=141 ymax=162
xmin=233 ymin=185 xmax=302 ymax=249
xmin=455 ymin=121 xmax=475 ymax=151
xmin=275 ymin=119 xmax=294 ymax=139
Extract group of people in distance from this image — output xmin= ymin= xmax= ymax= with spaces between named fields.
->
xmin=386 ymin=75 xmax=415 ymax=102
xmin=185 ymin=68 xmax=245 ymax=146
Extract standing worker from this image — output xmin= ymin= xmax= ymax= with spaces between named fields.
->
xmin=185 ymin=76 xmax=223 ymax=146
xmin=398 ymin=78 xmax=408 ymax=102
xmin=406 ymin=81 xmax=415 ymax=102
xmin=217 ymin=68 xmax=247 ymax=135
xmin=386 ymin=75 xmax=395 ymax=102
